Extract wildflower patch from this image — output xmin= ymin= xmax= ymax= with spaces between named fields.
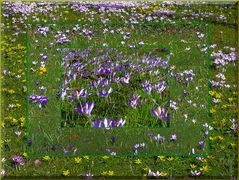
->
xmin=27 ymin=22 xmax=210 ymax=156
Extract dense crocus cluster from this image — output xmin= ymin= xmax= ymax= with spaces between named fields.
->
xmin=212 ymin=50 xmax=237 ymax=66
xmin=91 ymin=118 xmax=126 ymax=128
xmin=55 ymin=32 xmax=70 ymax=44
xmin=29 ymin=95 xmax=48 ymax=108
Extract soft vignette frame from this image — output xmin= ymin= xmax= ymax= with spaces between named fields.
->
xmin=0 ymin=0 xmax=238 ymax=180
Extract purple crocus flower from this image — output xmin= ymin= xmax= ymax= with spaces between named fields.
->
xmin=12 ymin=155 xmax=24 ymax=166
xmin=152 ymin=106 xmax=168 ymax=123
xmin=75 ymin=89 xmax=88 ymax=99
xmin=128 ymin=94 xmax=140 ymax=109
xmin=198 ymin=140 xmax=205 ymax=149
xmin=76 ymin=102 xmax=94 ymax=116
xmin=90 ymin=80 xmax=100 ymax=88
xmin=63 ymin=149 xmax=69 ymax=154
xmin=170 ymin=133 xmax=177 ymax=141
xmin=28 ymin=140 xmax=32 ymax=146
xmin=121 ymin=74 xmax=130 ymax=84
xmin=98 ymin=87 xmax=112 ymax=97
xmin=153 ymin=81 xmax=166 ymax=93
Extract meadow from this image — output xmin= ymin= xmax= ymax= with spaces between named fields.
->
xmin=1 ymin=1 xmax=238 ymax=178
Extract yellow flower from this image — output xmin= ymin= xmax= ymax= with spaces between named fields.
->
xmin=161 ymin=172 xmax=168 ymax=176
xmin=23 ymin=152 xmax=27 ymax=158
xmin=102 ymin=156 xmax=109 ymax=160
xmin=209 ymin=136 xmax=216 ymax=141
xmin=167 ymin=157 xmax=174 ymax=161
xmin=11 ymin=118 xmax=18 ymax=124
xmin=221 ymin=118 xmax=226 ymax=125
xmin=16 ymin=103 xmax=21 ymax=107
xmin=228 ymin=97 xmax=233 ymax=101
xmin=209 ymin=91 xmax=215 ymax=96
xmin=215 ymin=93 xmax=222 ymax=99
xmin=222 ymin=104 xmax=227 ymax=109
xmin=200 ymin=165 xmax=209 ymax=172
xmin=210 ymin=108 xmax=216 ymax=114
xmin=62 ymin=170 xmax=70 ymax=176
xmin=5 ymin=139 xmax=10 ymax=143
xmin=74 ymin=157 xmax=82 ymax=164
xmin=158 ymin=156 xmax=166 ymax=161
xmin=190 ymin=164 xmax=197 ymax=169
xmin=207 ymin=156 xmax=213 ymax=160
xmin=134 ymin=159 xmax=142 ymax=165
xmin=83 ymin=156 xmax=89 ymax=160
xmin=43 ymin=156 xmax=50 ymax=161
xmin=108 ymin=171 xmax=114 ymax=176
xmin=230 ymin=143 xmax=236 ymax=148
xmin=8 ymin=89 xmax=15 ymax=94
xmin=1 ymin=121 xmax=5 ymax=128
xmin=101 ymin=171 xmax=108 ymax=176
xmin=39 ymin=67 xmax=46 ymax=75
xmin=217 ymin=136 xmax=224 ymax=141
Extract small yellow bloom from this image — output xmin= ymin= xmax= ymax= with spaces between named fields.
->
xmin=158 ymin=156 xmax=166 ymax=161
xmin=5 ymin=139 xmax=10 ymax=143
xmin=39 ymin=67 xmax=46 ymax=75
xmin=167 ymin=157 xmax=174 ymax=161
xmin=1 ymin=122 xmax=5 ymax=128
xmin=83 ymin=156 xmax=89 ymax=160
xmin=8 ymin=89 xmax=15 ymax=94
xmin=215 ymin=93 xmax=222 ymax=99
xmin=222 ymin=104 xmax=227 ymax=109
xmin=16 ymin=103 xmax=21 ymax=107
xmin=209 ymin=136 xmax=216 ymax=141
xmin=102 ymin=156 xmax=109 ymax=160
xmin=134 ymin=159 xmax=142 ymax=165
xmin=108 ymin=171 xmax=114 ymax=176
xmin=207 ymin=156 xmax=213 ymax=160
xmin=101 ymin=171 xmax=108 ymax=176
xmin=190 ymin=164 xmax=197 ymax=169
xmin=209 ymin=91 xmax=215 ymax=96
xmin=74 ymin=157 xmax=82 ymax=164
xmin=43 ymin=156 xmax=50 ymax=161
xmin=228 ymin=97 xmax=233 ymax=101
xmin=210 ymin=108 xmax=216 ymax=114
xmin=23 ymin=152 xmax=27 ymax=158
xmin=230 ymin=143 xmax=236 ymax=148
xmin=62 ymin=170 xmax=70 ymax=176
xmin=161 ymin=172 xmax=168 ymax=176
xmin=11 ymin=118 xmax=18 ymax=124
xmin=217 ymin=136 xmax=224 ymax=141
xmin=200 ymin=165 xmax=209 ymax=172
